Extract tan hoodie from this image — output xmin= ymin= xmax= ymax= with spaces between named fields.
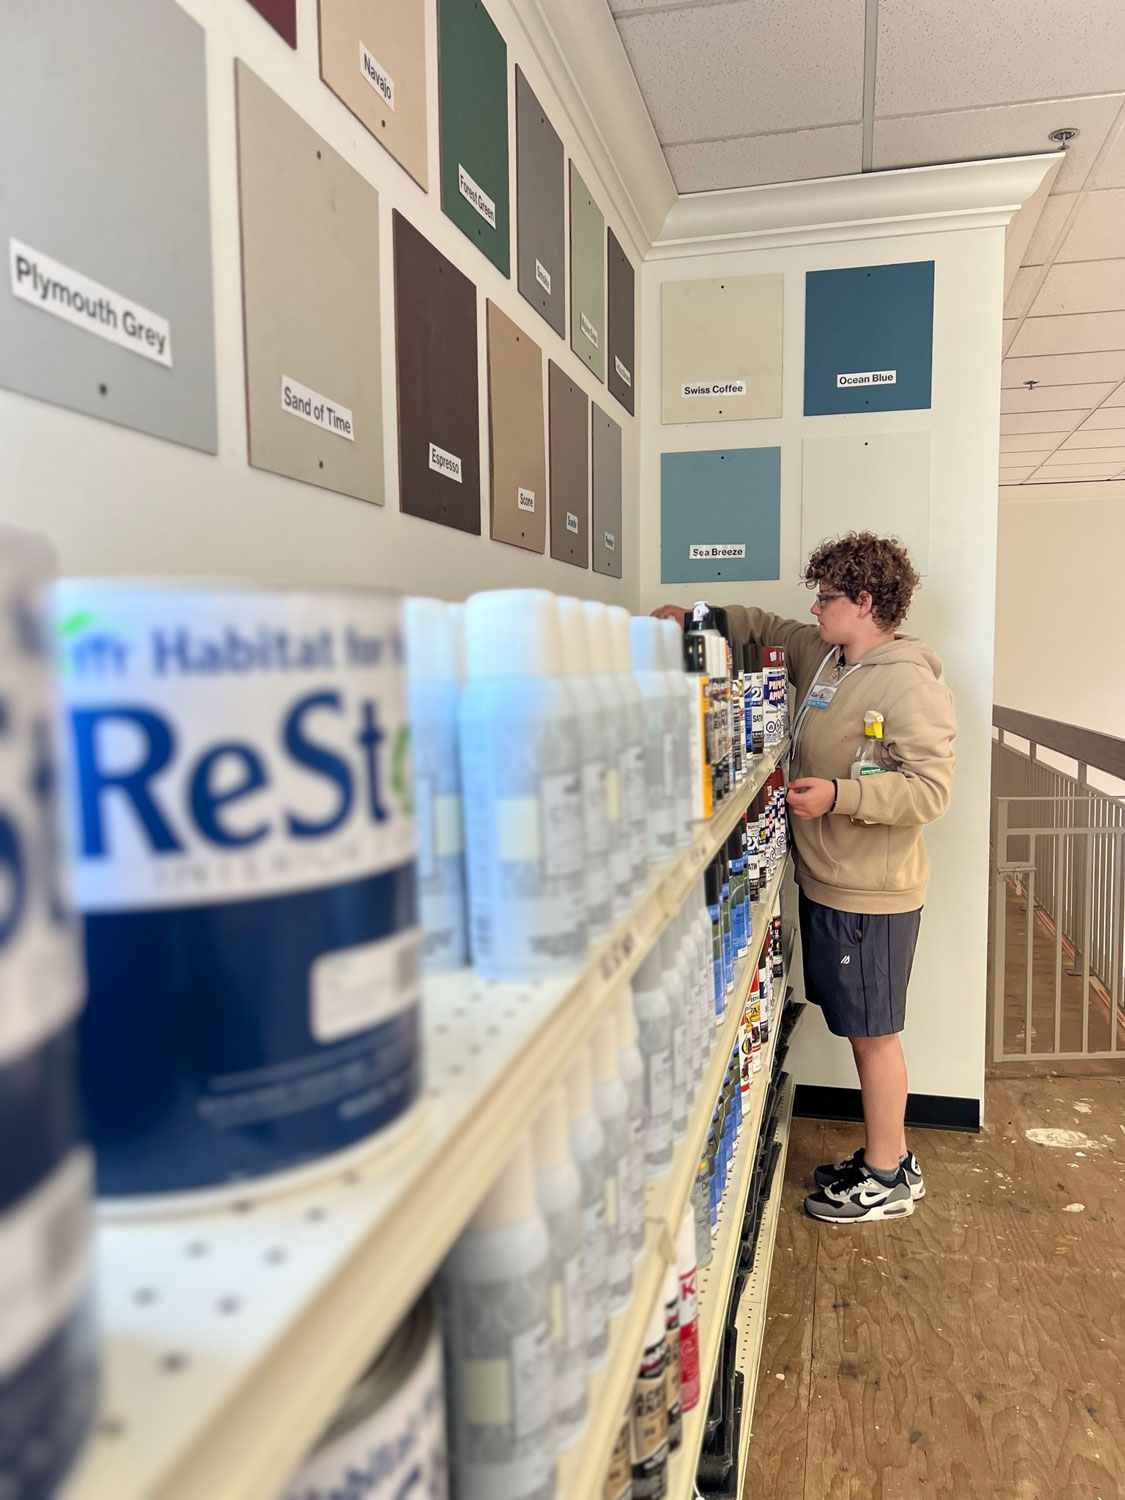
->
xmin=725 ymin=605 xmax=956 ymax=915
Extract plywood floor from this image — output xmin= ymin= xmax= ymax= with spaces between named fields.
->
xmin=743 ymin=1074 xmax=1125 ymax=1500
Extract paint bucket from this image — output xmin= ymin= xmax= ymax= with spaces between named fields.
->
xmin=56 ymin=580 xmax=421 ymax=1211
xmin=0 ymin=528 xmax=98 ymax=1498
xmin=279 ymin=1294 xmax=447 ymax=1499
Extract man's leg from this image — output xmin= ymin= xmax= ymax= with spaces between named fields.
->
xmin=850 ymin=1033 xmax=908 ymax=1174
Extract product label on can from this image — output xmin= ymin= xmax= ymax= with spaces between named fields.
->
xmin=605 ymin=1418 xmax=632 ymax=1500
xmin=56 ymin=585 xmax=419 ymax=1196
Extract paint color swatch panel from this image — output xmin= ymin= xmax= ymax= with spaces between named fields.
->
xmin=0 ymin=0 xmax=217 ymax=453
xmin=548 ymin=362 xmax=589 ymax=567
xmin=570 ymin=164 xmax=606 ymax=383
xmin=319 ymin=0 xmax=429 ymax=191
xmin=244 ymin=0 xmax=297 ymax=46
xmin=438 ymin=0 xmax=511 ymax=277
xmin=515 ymin=67 xmax=566 ymax=338
xmin=606 ymin=229 xmax=636 ymax=416
xmin=660 ymin=447 xmax=782 ymax=584
xmin=803 ymin=261 xmax=935 ymax=415
xmin=236 ymin=63 xmax=384 ymax=505
xmin=592 ymin=406 xmax=624 ymax=579
xmin=661 ymin=275 xmax=783 ymax=425
xmin=394 ymin=212 xmax=482 ymax=534
xmin=487 ymin=301 xmax=547 ymax=553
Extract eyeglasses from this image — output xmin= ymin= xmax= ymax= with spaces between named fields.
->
xmin=813 ymin=592 xmax=848 ymax=608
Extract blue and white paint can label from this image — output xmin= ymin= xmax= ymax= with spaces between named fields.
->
xmin=0 ymin=529 xmax=96 ymax=1499
xmin=56 ymin=582 xmax=420 ymax=1204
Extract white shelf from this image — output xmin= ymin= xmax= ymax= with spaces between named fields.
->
xmin=65 ymin=746 xmax=788 ymax=1500
xmin=665 ymin=988 xmax=789 ymax=1500
xmin=558 ymin=857 xmax=789 ymax=1500
xmin=736 ymin=1077 xmax=796 ymax=1448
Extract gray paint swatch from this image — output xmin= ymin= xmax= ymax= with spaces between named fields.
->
xmin=548 ymin=361 xmax=589 ymax=568
xmin=592 ymin=405 xmax=623 ymax=579
xmin=0 ymin=0 xmax=217 ymax=452
xmin=569 ymin=164 xmax=605 ymax=384
xmin=515 ymin=68 xmax=565 ymax=339
xmin=606 ymin=228 xmax=635 ymax=416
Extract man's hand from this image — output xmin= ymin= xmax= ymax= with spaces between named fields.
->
xmin=651 ymin=605 xmax=687 ymax=628
xmin=786 ymin=778 xmax=836 ymax=820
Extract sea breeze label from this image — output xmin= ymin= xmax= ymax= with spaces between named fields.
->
xmin=681 ymin=380 xmax=745 ymax=398
xmin=837 ymin=369 xmax=896 ymax=387
xmin=580 ymin=312 xmax=599 ymax=349
xmin=614 ymin=355 xmax=632 ymax=388
xmin=9 ymin=238 xmax=172 ymax=367
xmin=359 ymin=42 xmax=395 ymax=109
xmin=458 ymin=165 xmax=496 ymax=229
xmin=517 ymin=487 xmax=535 ymax=512
xmin=604 ymin=531 xmax=616 ymax=552
xmin=281 ymin=377 xmax=355 ymax=441
xmin=429 ymin=442 xmax=462 ymax=483
xmin=566 ymin=512 xmax=579 ymax=534
xmin=535 ymin=260 xmax=552 ymax=294
xmin=689 ymin=544 xmax=745 ymax=560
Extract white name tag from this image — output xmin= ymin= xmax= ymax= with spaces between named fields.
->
xmin=517 ymin=487 xmax=535 ymax=512
xmin=429 ymin=442 xmax=462 ymax=482
xmin=281 ymin=376 xmax=355 ymax=440
xmin=359 ymin=42 xmax=395 ymax=109
xmin=10 ymin=238 xmax=172 ymax=367
xmin=580 ymin=312 xmax=599 ymax=349
xmin=614 ymin=355 xmax=632 ymax=388
xmin=458 ymin=165 xmax=496 ymax=229
xmin=535 ymin=259 xmax=552 ymax=294
xmin=566 ymin=512 xmax=579 ymax=535
xmin=604 ymin=531 xmax=616 ymax=552
xmin=837 ymin=369 xmax=896 ymax=387
xmin=804 ymin=683 xmax=838 ymax=709
xmin=689 ymin=543 xmax=745 ymax=560
xmin=681 ymin=380 xmax=745 ymax=398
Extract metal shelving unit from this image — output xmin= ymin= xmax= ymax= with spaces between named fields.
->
xmin=64 ymin=746 xmax=788 ymax=1500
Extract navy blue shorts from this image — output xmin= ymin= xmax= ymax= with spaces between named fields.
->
xmin=798 ymin=892 xmax=921 ymax=1038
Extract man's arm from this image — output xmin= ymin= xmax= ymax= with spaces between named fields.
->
xmin=831 ymin=680 xmax=957 ymax=827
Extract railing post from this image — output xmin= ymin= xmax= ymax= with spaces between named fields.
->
xmin=992 ymin=800 xmax=1009 ymax=1064
xmin=1071 ymin=763 xmax=1090 ymax=976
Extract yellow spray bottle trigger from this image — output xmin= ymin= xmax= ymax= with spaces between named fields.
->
xmin=863 ymin=711 xmax=884 ymax=739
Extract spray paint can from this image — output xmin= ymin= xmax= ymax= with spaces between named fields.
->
xmin=583 ymin=603 xmax=632 ymax=920
xmin=531 ymin=1088 xmax=588 ymax=1451
xmin=557 ymin=598 xmax=613 ymax=943
xmin=676 ymin=1207 xmax=701 ymax=1415
xmin=662 ymin=1265 xmax=683 ymax=1452
xmin=630 ymin=1297 xmax=669 ymax=1499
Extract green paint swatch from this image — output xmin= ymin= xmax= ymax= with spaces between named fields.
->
xmin=438 ymin=0 xmax=510 ymax=277
xmin=570 ymin=163 xmax=605 ymax=383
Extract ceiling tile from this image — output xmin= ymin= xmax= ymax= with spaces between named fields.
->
xmin=874 ymin=0 xmax=1125 ymax=115
xmin=1056 ymin=189 xmax=1125 ymax=261
xmin=1041 ymin=448 xmax=1125 ymax=463
xmin=1000 ymin=410 xmax=1090 ymax=434
xmin=998 ymin=468 xmax=1035 ymax=482
xmin=1001 ymin=381 xmax=1116 ymax=411
xmin=1061 ymin=427 xmax=1125 ymax=449
xmin=871 ymin=95 xmax=1123 ymax=193
xmin=615 ymin=0 xmax=865 ymax=143
xmin=664 ymin=124 xmax=863 ymax=191
xmin=1002 ymin=351 xmax=1125 ymax=387
xmin=1028 ymin=467 xmax=1123 ymax=480
xmin=1030 ymin=259 xmax=1125 ymax=316
xmin=1022 ymin=193 xmax=1077 ymax=266
xmin=1002 ymin=319 xmax=1019 ymax=353
xmin=1095 ymin=121 xmax=1125 ymax=188
xmin=1104 ymin=384 xmax=1125 ymax=406
xmin=1080 ymin=403 xmax=1125 ymax=428
xmin=1004 ymin=266 xmax=1044 ymax=320
xmin=999 ymin=431 xmax=1061 ymax=452
xmin=1008 ymin=311 xmax=1125 ymax=358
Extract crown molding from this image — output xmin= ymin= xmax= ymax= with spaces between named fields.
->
xmin=649 ymin=153 xmax=1060 ymax=259
xmin=515 ymin=0 xmax=675 ymax=260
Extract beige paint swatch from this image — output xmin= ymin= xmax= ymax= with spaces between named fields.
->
xmin=661 ymin=273 xmax=783 ymax=424
xmin=487 ymin=302 xmax=546 ymax=553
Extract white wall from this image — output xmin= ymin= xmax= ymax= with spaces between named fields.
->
xmin=0 ymin=0 xmax=648 ymax=608
xmin=639 ymin=220 xmax=1009 ymax=1112
xmin=997 ymin=482 xmax=1125 ymax=739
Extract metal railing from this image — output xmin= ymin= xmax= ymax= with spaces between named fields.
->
xmin=990 ymin=707 xmax=1125 ymax=1063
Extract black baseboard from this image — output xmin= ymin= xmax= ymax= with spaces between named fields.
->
xmin=793 ymin=1084 xmax=980 ymax=1134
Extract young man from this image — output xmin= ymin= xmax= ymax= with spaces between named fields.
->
xmin=655 ymin=532 xmax=956 ymax=1223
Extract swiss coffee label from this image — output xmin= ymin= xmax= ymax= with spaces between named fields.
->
xmin=681 ymin=380 xmax=744 ymax=398
xmin=837 ymin=369 xmax=896 ymax=387
xmin=604 ymin=531 xmax=616 ymax=552
xmin=566 ymin=512 xmax=579 ymax=535
xmin=458 ymin=165 xmax=496 ymax=229
xmin=614 ymin=355 xmax=632 ymax=388
xmin=10 ymin=238 xmax=172 ymax=367
xmin=535 ymin=259 xmax=552 ymax=294
xmin=359 ymin=43 xmax=395 ymax=109
xmin=689 ymin=544 xmax=745 ymax=560
xmin=281 ymin=376 xmax=355 ymax=441
xmin=428 ymin=442 xmax=462 ymax=483
xmin=517 ymin=487 xmax=536 ymax=512
xmin=580 ymin=312 xmax=599 ymax=349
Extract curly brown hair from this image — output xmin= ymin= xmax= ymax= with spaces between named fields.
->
xmin=803 ymin=532 xmax=920 ymax=631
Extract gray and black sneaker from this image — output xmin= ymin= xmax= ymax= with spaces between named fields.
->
xmin=804 ymin=1161 xmax=914 ymax=1223
xmin=813 ymin=1148 xmax=925 ymax=1200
